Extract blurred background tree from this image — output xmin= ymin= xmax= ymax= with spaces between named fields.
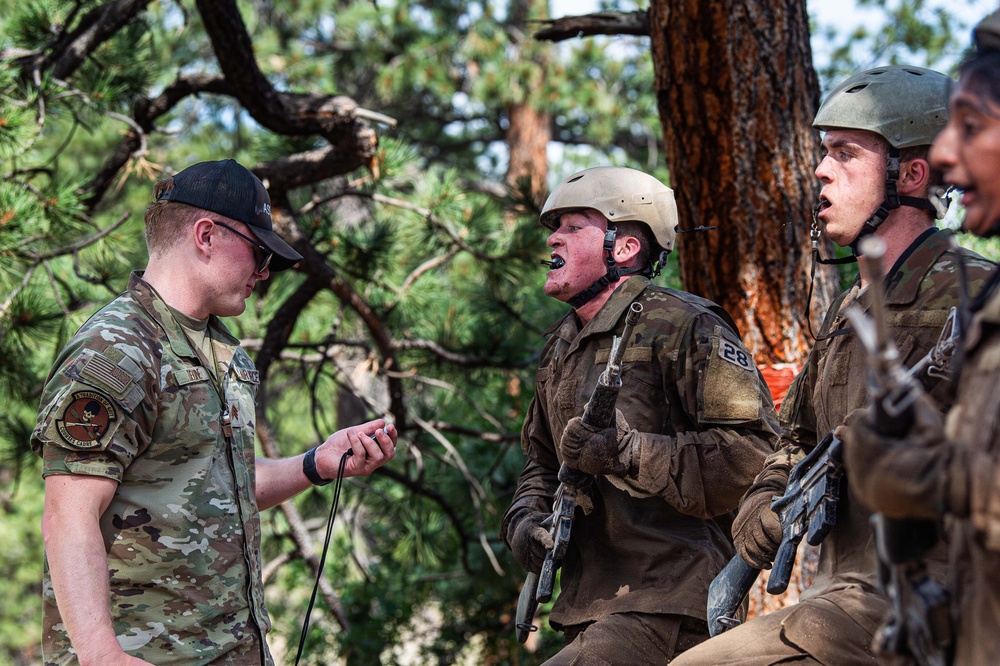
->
xmin=0 ymin=0 xmax=995 ymax=664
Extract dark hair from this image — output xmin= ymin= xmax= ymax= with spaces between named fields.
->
xmin=959 ymin=50 xmax=1000 ymax=113
xmin=614 ymin=220 xmax=654 ymax=274
xmin=867 ymin=135 xmax=941 ymax=196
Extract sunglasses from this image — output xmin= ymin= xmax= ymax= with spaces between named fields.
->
xmin=214 ymin=221 xmax=273 ymax=274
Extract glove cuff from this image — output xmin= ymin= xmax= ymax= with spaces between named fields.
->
xmin=620 ymin=430 xmax=641 ymax=478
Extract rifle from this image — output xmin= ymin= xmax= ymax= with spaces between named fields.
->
xmin=515 ymin=301 xmax=643 ymax=643
xmin=707 ymin=251 xmax=964 ymax=638
xmin=844 ymin=235 xmax=953 ymax=666
xmin=706 ymin=429 xmax=844 ymax=636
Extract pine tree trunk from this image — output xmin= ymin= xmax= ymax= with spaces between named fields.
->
xmin=506 ymin=0 xmax=551 ymax=201
xmin=648 ymin=0 xmax=839 ymax=364
xmin=506 ymin=103 xmax=551 ymax=199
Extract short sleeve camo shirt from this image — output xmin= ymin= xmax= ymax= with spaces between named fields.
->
xmin=32 ymin=272 xmax=272 ymax=665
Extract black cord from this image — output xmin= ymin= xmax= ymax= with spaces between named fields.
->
xmin=293 ymin=447 xmax=353 ymax=666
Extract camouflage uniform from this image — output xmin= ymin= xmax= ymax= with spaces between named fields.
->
xmin=32 ymin=272 xmax=271 ymax=665
xmin=671 ymin=229 xmax=995 ymax=665
xmin=501 ymin=276 xmax=778 ymax=663
xmin=931 ymin=275 xmax=1000 ymax=665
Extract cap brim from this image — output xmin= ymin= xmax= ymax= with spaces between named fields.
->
xmin=248 ymin=227 xmax=302 ymax=272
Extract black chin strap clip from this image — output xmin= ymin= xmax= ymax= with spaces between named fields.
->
xmin=602 ymin=226 xmax=620 ymax=281
xmin=567 ymin=224 xmax=648 ymax=309
xmin=567 ymin=226 xmax=620 ymax=309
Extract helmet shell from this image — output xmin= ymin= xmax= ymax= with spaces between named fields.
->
xmin=812 ymin=65 xmax=954 ymax=148
xmin=540 ymin=166 xmax=678 ymax=253
xmin=974 ymin=10 xmax=1000 ymax=52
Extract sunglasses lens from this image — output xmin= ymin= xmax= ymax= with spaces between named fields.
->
xmin=258 ymin=251 xmax=273 ymax=274
xmin=216 ymin=221 xmax=273 ymax=273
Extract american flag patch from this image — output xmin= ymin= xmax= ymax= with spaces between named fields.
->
xmin=81 ymin=353 xmax=134 ymax=397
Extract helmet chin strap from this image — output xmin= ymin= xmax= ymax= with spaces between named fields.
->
xmin=806 ymin=147 xmax=939 ymax=338
xmin=567 ymin=225 xmax=646 ymax=309
xmin=817 ymin=147 xmax=939 ymax=262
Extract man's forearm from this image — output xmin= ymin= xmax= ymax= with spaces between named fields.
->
xmin=42 ymin=475 xmax=129 ymax=665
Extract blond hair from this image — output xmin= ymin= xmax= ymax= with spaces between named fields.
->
xmin=144 ymin=178 xmax=206 ymax=255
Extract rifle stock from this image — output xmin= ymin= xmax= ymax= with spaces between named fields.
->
xmin=515 ymin=571 xmax=539 ymax=644
xmin=707 ymin=555 xmax=759 ymax=636
xmin=514 ymin=302 xmax=643 ymax=642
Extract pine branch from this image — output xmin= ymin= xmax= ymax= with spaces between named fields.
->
xmin=196 ymin=0 xmax=393 ymax=156
xmin=255 ymin=418 xmax=350 ymax=631
xmin=411 ymin=414 xmax=503 ymax=576
xmin=532 ymin=10 xmax=650 ymax=42
xmin=7 ymin=0 xmax=155 ymax=83
xmin=392 ymin=339 xmax=536 ymax=369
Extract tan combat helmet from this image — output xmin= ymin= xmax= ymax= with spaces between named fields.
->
xmin=540 ymin=166 xmax=679 ymax=255
xmin=973 ymin=9 xmax=1000 ymax=52
xmin=813 ymin=65 xmax=953 ymax=149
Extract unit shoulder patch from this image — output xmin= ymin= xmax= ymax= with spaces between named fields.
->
xmin=55 ymin=391 xmax=118 ymax=450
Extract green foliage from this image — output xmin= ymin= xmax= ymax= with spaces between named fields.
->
xmin=0 ymin=477 xmax=44 ymax=662
xmin=812 ymin=0 xmax=987 ymax=90
xmin=0 ymin=1 xmax=660 ymax=661
xmin=955 ymin=231 xmax=1000 ymax=262
xmin=0 ymin=0 xmax=982 ymax=663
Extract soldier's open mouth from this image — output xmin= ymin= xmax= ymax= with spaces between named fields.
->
xmin=540 ymin=256 xmax=566 ymax=270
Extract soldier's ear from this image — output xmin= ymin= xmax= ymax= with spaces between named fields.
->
xmin=614 ymin=234 xmax=642 ymax=264
xmin=193 ymin=217 xmax=215 ymax=258
xmin=898 ymin=157 xmax=931 ymax=195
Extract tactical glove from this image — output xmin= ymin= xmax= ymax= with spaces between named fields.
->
xmin=838 ymin=393 xmax=966 ymax=520
xmin=559 ymin=409 xmax=637 ymax=477
xmin=509 ymin=510 xmax=555 ymax=574
xmin=732 ymin=488 xmax=783 ymax=569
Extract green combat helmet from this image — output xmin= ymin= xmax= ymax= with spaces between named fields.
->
xmin=813 ymin=65 xmax=954 ymax=249
xmin=539 ymin=166 xmax=679 ymax=308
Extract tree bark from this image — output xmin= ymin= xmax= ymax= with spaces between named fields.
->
xmin=506 ymin=0 xmax=552 ymax=202
xmin=648 ymin=0 xmax=839 ymax=363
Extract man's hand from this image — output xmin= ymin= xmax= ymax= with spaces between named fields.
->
xmin=559 ymin=410 xmax=636 ymax=477
xmin=509 ymin=511 xmax=555 ymax=573
xmin=317 ymin=419 xmax=397 ymax=479
xmin=732 ymin=490 xmax=782 ymax=569
xmin=839 ymin=394 xmax=959 ymax=520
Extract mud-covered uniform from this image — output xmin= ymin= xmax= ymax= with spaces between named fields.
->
xmin=501 ymin=276 xmax=779 ymax=664
xmin=845 ymin=264 xmax=1000 ymax=666
xmin=32 ymin=272 xmax=271 ymax=665
xmin=672 ymin=229 xmax=995 ymax=665
xmin=927 ymin=274 xmax=1000 ymax=666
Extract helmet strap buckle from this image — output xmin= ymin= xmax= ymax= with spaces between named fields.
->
xmin=884 ymin=150 xmax=902 ymax=209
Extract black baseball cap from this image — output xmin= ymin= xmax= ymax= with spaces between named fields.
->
xmin=157 ymin=159 xmax=302 ymax=271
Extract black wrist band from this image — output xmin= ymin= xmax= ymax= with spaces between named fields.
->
xmin=303 ymin=446 xmax=332 ymax=486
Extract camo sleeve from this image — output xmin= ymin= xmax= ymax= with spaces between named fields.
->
xmin=32 ymin=329 xmax=155 ymax=482
xmin=620 ymin=311 xmax=780 ymax=518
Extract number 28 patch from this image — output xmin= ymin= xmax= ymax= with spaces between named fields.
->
xmin=718 ymin=338 xmax=754 ymax=371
